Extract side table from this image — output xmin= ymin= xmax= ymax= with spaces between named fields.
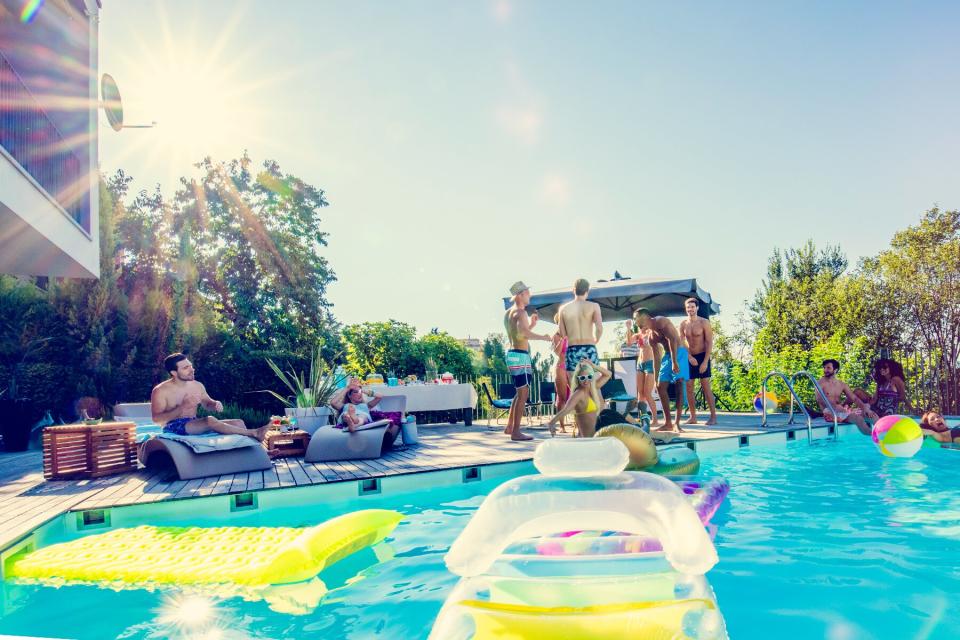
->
xmin=264 ymin=429 xmax=310 ymax=458
xmin=43 ymin=421 xmax=138 ymax=480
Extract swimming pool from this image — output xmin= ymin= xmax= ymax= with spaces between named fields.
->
xmin=1 ymin=435 xmax=958 ymax=639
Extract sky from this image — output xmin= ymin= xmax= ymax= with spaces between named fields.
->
xmin=98 ymin=1 xmax=960 ymax=356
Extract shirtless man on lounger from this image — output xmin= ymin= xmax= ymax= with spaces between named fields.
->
xmin=151 ymin=352 xmax=269 ymax=441
xmin=817 ymin=359 xmax=872 ymax=436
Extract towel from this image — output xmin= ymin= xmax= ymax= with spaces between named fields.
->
xmin=156 ymin=432 xmax=258 ymax=454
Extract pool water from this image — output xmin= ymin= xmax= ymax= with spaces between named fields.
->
xmin=1 ymin=437 xmax=959 ymax=639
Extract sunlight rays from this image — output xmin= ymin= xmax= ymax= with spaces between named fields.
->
xmin=108 ymin=4 xmax=306 ymax=191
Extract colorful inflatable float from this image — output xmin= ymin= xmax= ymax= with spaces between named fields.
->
xmin=430 ymin=438 xmax=730 ymax=639
xmin=7 ymin=509 xmax=402 ymax=614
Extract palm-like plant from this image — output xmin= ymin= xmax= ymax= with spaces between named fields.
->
xmin=263 ymin=347 xmax=345 ymax=410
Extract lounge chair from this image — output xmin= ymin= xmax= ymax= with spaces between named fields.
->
xmin=139 ymin=435 xmax=273 ymax=480
xmin=305 ymin=395 xmax=406 ymax=463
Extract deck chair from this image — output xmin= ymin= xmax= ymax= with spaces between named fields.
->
xmin=304 ymin=395 xmax=406 ymax=462
xmin=139 ymin=436 xmax=273 ymax=480
xmin=531 ymin=381 xmax=556 ymax=420
xmin=600 ymin=378 xmax=637 ymax=412
xmin=481 ymin=383 xmax=514 ymax=426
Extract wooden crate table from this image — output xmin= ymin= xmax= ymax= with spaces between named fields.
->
xmin=264 ymin=429 xmax=310 ymax=458
xmin=43 ymin=422 xmax=138 ymax=480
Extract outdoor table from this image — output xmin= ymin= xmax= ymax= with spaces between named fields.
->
xmin=367 ymin=383 xmax=478 ymax=425
xmin=263 ymin=429 xmax=310 ymax=458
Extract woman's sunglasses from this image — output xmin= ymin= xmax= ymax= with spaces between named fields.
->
xmin=577 ymin=373 xmax=595 ymax=382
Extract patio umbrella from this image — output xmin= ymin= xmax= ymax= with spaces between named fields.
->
xmin=502 ymin=276 xmax=720 ymax=322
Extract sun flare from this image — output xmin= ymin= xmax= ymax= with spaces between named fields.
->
xmin=107 ymin=6 xmax=291 ymax=189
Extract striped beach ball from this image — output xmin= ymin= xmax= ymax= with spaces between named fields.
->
xmin=872 ymin=415 xmax=923 ymax=458
xmin=753 ymin=391 xmax=780 ymax=413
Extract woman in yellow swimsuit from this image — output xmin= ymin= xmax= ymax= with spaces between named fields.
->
xmin=548 ymin=359 xmax=612 ymax=438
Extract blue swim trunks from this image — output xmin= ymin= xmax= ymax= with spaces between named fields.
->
xmin=565 ymin=344 xmax=599 ymax=372
xmin=163 ymin=416 xmax=196 ymax=436
xmin=505 ymin=349 xmax=533 ymax=389
xmin=658 ymin=348 xmax=690 ymax=383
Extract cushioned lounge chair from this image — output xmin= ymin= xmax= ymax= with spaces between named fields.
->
xmin=305 ymin=395 xmax=406 ymax=463
xmin=118 ymin=402 xmax=273 ymax=480
xmin=139 ymin=436 xmax=273 ymax=480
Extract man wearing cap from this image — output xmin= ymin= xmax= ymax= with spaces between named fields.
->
xmin=558 ymin=278 xmax=603 ymax=373
xmin=503 ymin=281 xmax=552 ymax=441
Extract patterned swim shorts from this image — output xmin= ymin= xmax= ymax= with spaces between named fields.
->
xmin=565 ymin=344 xmax=599 ymax=372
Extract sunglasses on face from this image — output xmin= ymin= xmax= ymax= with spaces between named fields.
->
xmin=577 ymin=373 xmax=595 ymax=382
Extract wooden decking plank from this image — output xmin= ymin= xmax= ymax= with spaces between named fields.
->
xmin=173 ymin=477 xmax=206 ymax=500
xmin=286 ymin=458 xmax=313 ymax=486
xmin=246 ymin=471 xmax=265 ymax=491
xmin=209 ymin=474 xmax=236 ymax=496
xmin=262 ymin=463 xmax=281 ymax=489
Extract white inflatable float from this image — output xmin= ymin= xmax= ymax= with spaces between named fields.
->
xmin=431 ymin=438 xmax=729 ymax=639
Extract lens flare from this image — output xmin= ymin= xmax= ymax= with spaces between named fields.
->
xmin=19 ymin=0 xmax=44 ymax=23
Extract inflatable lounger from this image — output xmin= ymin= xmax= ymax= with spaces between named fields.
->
xmin=8 ymin=509 xmax=402 ymax=589
xmin=430 ymin=438 xmax=729 ymax=639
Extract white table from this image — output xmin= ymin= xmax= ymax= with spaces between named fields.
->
xmin=367 ymin=383 xmax=478 ymax=425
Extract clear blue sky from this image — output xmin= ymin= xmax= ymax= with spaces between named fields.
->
xmin=99 ymin=1 xmax=960 ymax=351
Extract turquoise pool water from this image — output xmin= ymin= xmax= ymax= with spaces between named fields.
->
xmin=1 ymin=437 xmax=959 ymax=639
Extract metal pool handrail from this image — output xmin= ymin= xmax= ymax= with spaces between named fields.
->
xmin=761 ymin=371 xmax=814 ymax=442
xmin=791 ymin=371 xmax=839 ymax=441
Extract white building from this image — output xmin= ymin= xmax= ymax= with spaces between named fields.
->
xmin=0 ymin=0 xmax=101 ymax=278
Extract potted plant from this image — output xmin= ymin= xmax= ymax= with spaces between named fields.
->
xmin=262 ymin=347 xmax=345 ymax=435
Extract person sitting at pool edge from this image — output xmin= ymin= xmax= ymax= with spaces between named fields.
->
xmin=547 ymin=359 xmax=612 ymax=438
xmin=151 ymin=352 xmax=270 ymax=441
xmin=859 ymin=358 xmax=913 ymax=418
xmin=816 ymin=359 xmax=872 ymax=436
xmin=920 ymin=410 xmax=960 ymax=444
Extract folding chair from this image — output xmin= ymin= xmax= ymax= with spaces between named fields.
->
xmin=481 ymin=383 xmax=514 ymax=426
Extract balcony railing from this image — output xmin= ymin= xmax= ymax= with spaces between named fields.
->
xmin=0 ymin=50 xmax=90 ymax=233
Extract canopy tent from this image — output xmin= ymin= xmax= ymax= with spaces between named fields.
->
xmin=502 ymin=277 xmax=720 ymax=322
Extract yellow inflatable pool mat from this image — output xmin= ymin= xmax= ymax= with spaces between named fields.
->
xmin=9 ymin=508 xmax=402 ymax=587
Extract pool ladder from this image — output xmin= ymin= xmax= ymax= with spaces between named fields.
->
xmin=760 ymin=371 xmax=839 ymax=443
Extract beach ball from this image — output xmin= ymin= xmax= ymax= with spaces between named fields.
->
xmin=753 ymin=391 xmax=780 ymax=413
xmin=871 ymin=415 xmax=923 ymax=458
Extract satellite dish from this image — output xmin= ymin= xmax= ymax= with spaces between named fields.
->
xmin=101 ymin=74 xmax=124 ymax=131
xmin=100 ymin=73 xmax=156 ymax=131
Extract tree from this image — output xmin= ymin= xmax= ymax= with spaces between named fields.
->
xmin=173 ymin=154 xmax=339 ymax=353
xmin=864 ymin=207 xmax=960 ymax=412
xmin=417 ymin=332 xmax=475 ymax=379
xmin=748 ymin=240 xmax=856 ymax=354
xmin=342 ymin=320 xmax=419 ymax=377
xmin=480 ymin=334 xmax=509 ymax=376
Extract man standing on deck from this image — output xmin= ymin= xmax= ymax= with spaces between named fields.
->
xmin=503 ymin=281 xmax=552 ymax=441
xmin=558 ymin=278 xmax=603 ymax=373
xmin=634 ymin=308 xmax=688 ymax=433
xmin=680 ymin=298 xmax=718 ymax=426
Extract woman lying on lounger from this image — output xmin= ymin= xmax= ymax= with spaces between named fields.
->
xmin=331 ymin=379 xmax=402 ymax=449
xmin=547 ymin=359 xmax=611 ymax=438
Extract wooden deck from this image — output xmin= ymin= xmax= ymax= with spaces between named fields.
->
xmin=0 ymin=413 xmax=817 ymax=551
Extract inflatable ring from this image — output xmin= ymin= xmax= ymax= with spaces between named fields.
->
xmin=595 ymin=424 xmax=700 ymax=475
